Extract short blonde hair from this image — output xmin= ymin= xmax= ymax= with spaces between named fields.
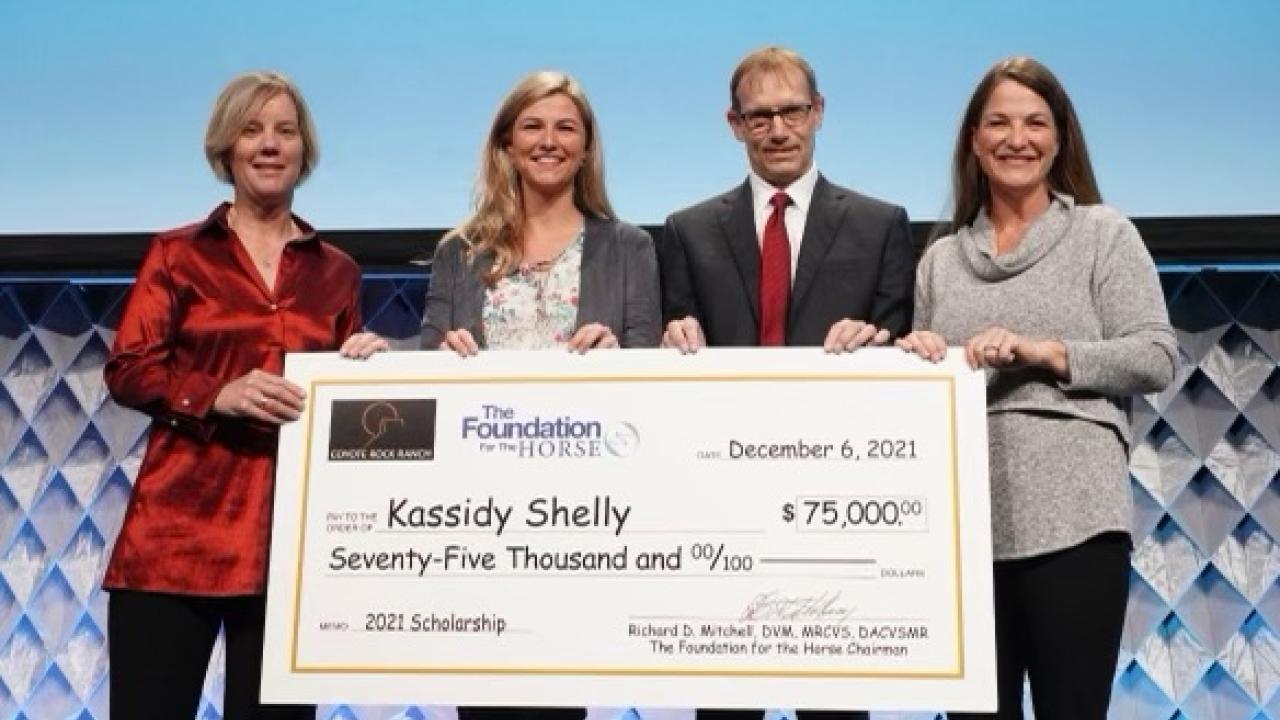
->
xmin=203 ymin=71 xmax=319 ymax=185
xmin=729 ymin=46 xmax=819 ymax=111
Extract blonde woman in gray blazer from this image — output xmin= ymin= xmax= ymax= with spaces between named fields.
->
xmin=422 ymin=71 xmax=658 ymax=354
xmin=419 ymin=68 xmax=659 ymax=720
xmin=423 ymin=215 xmax=659 ymax=350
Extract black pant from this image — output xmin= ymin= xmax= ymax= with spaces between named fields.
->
xmin=696 ymin=702 xmax=865 ymax=712
xmin=109 ymin=589 xmax=315 ymax=720
xmin=950 ymin=532 xmax=1131 ymax=720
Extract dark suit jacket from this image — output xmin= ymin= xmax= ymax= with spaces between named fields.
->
xmin=658 ymin=175 xmax=914 ymax=346
xmin=421 ymin=216 xmax=661 ymax=349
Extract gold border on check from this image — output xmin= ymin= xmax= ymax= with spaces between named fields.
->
xmin=289 ymin=371 xmax=964 ymax=679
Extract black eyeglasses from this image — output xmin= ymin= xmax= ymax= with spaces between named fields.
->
xmin=737 ymin=103 xmax=814 ymax=134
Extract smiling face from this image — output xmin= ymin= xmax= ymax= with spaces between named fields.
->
xmin=504 ymin=92 xmax=588 ymax=199
xmin=971 ymin=79 xmax=1059 ymax=199
xmin=728 ymin=65 xmax=823 ymax=188
xmin=229 ymin=92 xmax=304 ymax=206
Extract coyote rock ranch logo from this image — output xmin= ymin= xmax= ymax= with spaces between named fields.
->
xmin=328 ymin=400 xmax=437 ymax=461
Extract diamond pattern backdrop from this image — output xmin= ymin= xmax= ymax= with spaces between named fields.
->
xmin=1 ymin=270 xmax=1277 ymax=720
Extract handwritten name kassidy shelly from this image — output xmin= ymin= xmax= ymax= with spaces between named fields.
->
xmin=385 ymin=495 xmax=631 ymax=536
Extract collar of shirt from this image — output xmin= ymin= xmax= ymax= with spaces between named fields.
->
xmin=747 ymin=165 xmax=818 ymax=284
xmin=196 ymin=201 xmax=320 ymax=246
xmin=748 ymin=163 xmax=819 ymax=226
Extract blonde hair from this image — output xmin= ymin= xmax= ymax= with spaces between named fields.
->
xmin=729 ymin=46 xmax=820 ymax=111
xmin=204 ymin=70 xmax=319 ymax=185
xmin=447 ymin=70 xmax=614 ymax=283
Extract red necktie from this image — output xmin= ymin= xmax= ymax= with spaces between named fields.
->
xmin=759 ymin=191 xmax=792 ymax=346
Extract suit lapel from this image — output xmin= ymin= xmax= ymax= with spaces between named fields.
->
xmin=717 ymin=182 xmax=760 ymax=327
xmin=576 ymin=217 xmax=607 ymax=328
xmin=467 ymin=248 xmax=497 ymax=334
xmin=791 ymin=175 xmax=846 ymax=321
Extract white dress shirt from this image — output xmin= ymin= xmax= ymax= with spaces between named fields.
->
xmin=747 ymin=163 xmax=819 ymax=285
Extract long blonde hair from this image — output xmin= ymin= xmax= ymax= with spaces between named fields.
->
xmin=447 ymin=71 xmax=614 ymax=283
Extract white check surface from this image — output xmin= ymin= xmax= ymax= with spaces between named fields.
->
xmin=263 ymin=348 xmax=995 ymax=711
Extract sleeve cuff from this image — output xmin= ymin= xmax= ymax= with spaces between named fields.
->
xmin=163 ymin=370 xmax=223 ymax=440
xmin=1059 ymin=340 xmax=1097 ymax=391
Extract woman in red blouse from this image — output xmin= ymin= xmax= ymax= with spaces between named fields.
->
xmin=103 ymin=71 xmax=385 ymax=719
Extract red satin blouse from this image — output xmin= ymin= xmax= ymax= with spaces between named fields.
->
xmin=103 ymin=203 xmax=362 ymax=595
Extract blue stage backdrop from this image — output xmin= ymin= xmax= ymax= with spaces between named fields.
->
xmin=1 ymin=1 xmax=1278 ymax=234
xmin=0 ymin=266 xmax=1277 ymax=719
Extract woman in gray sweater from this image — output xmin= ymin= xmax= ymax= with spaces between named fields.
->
xmin=898 ymin=57 xmax=1176 ymax=719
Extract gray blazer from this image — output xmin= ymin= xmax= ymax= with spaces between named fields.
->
xmin=420 ymin=217 xmax=661 ymax=349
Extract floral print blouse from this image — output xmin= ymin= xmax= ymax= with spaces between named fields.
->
xmin=481 ymin=231 xmax=583 ymax=349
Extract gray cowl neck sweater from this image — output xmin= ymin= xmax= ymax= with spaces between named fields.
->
xmin=915 ymin=193 xmax=1177 ymax=557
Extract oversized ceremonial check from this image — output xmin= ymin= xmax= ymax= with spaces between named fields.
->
xmin=263 ymin=349 xmax=996 ymax=711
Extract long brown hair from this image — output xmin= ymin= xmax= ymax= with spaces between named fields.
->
xmin=943 ymin=56 xmax=1101 ymax=236
xmin=445 ymin=71 xmax=614 ymax=283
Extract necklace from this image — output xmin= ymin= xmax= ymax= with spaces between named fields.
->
xmin=228 ymin=206 xmax=296 ymax=282
xmin=518 ymin=230 xmax=583 ymax=308
xmin=519 ymin=225 xmax=583 ymax=271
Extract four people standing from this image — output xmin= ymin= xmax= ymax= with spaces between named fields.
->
xmin=103 ymin=51 xmax=1174 ymax=719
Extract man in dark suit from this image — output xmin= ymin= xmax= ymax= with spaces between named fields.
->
xmin=656 ymin=47 xmax=914 ymax=720
xmin=659 ymin=47 xmax=913 ymax=355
